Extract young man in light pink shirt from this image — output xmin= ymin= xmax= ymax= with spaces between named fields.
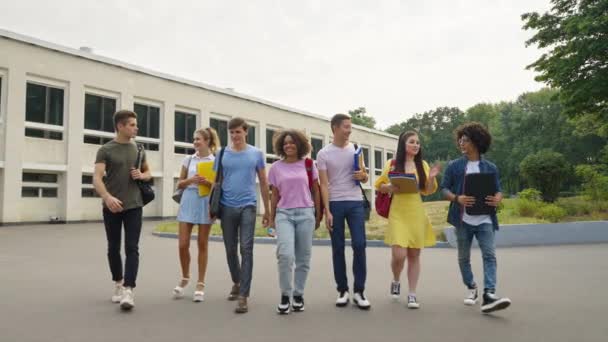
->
xmin=317 ymin=114 xmax=371 ymax=310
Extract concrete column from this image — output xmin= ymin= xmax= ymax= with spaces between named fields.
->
xmin=63 ymin=80 xmax=86 ymax=221
xmin=0 ymin=69 xmax=26 ymax=223
xmin=161 ymin=102 xmax=175 ymax=217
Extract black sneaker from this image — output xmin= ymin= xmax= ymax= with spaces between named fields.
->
xmin=277 ymin=295 xmax=290 ymax=315
xmin=481 ymin=292 xmax=511 ymax=314
xmin=390 ymin=281 xmax=401 ymax=299
xmin=292 ymin=295 xmax=305 ymax=312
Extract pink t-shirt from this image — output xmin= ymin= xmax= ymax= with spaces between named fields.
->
xmin=268 ymin=159 xmax=318 ymax=209
xmin=316 ymin=143 xmax=362 ymax=201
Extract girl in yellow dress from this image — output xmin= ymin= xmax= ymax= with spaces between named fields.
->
xmin=374 ymin=131 xmax=441 ymax=309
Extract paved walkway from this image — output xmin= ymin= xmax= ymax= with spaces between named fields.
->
xmin=1 ymin=221 xmax=606 ymax=342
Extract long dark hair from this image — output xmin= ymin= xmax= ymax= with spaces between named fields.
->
xmin=394 ymin=131 xmax=427 ymax=190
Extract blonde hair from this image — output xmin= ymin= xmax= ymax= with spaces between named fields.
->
xmin=195 ymin=127 xmax=220 ymax=154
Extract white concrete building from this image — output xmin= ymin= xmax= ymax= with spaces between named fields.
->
xmin=0 ymin=29 xmax=398 ymax=224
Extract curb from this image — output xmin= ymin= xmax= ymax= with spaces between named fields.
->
xmin=152 ymin=231 xmax=452 ymax=248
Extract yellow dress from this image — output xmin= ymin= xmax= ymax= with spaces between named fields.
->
xmin=374 ymin=159 xmax=437 ymax=248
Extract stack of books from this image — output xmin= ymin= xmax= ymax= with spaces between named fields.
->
xmin=388 ymin=172 xmax=418 ymax=193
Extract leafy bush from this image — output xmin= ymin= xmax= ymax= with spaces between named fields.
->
xmin=575 ymin=165 xmax=608 ymax=201
xmin=520 ymin=150 xmax=570 ymax=202
xmin=556 ymin=197 xmax=593 ymax=216
xmin=518 ymin=188 xmax=542 ymax=201
xmin=534 ymin=204 xmax=567 ymax=222
xmin=516 ymin=199 xmax=541 ymax=217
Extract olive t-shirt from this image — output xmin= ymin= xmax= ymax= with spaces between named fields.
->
xmin=95 ymin=140 xmax=146 ymax=210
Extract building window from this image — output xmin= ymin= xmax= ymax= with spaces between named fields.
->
xmin=266 ymin=128 xmax=280 ymax=164
xmin=21 ymin=172 xmax=59 ymax=198
xmin=247 ymin=126 xmax=256 ymax=147
xmin=81 ymin=174 xmax=98 ymax=197
xmin=210 ymin=118 xmax=228 ymax=147
xmin=387 ymin=151 xmax=394 ymax=161
xmin=374 ymin=150 xmax=383 ymax=176
xmin=25 ymin=82 xmax=64 ymax=140
xmin=83 ymin=93 xmax=117 ymax=145
xmin=311 ymin=137 xmax=323 ymax=160
xmin=133 ymin=103 xmax=161 ymax=151
xmin=174 ymin=111 xmax=196 ymax=154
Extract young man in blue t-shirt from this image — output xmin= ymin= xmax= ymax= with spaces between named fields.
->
xmin=213 ymin=117 xmax=270 ymax=313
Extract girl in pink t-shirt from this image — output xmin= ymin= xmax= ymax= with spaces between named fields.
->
xmin=267 ymin=129 xmax=321 ymax=314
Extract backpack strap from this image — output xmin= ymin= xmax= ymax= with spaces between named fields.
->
xmin=305 ymin=158 xmax=314 ymax=191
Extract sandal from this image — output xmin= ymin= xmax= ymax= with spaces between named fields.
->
xmin=172 ymin=277 xmax=190 ymax=299
xmin=193 ymin=282 xmax=205 ymax=302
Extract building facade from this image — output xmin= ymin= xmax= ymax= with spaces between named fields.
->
xmin=0 ymin=30 xmax=398 ymax=224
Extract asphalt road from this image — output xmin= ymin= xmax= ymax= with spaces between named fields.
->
xmin=1 ymin=221 xmax=606 ymax=342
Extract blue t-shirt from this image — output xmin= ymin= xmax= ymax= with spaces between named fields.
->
xmin=214 ymin=144 xmax=265 ymax=208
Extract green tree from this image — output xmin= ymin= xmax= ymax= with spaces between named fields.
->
xmin=520 ymin=150 xmax=570 ymax=202
xmin=384 ymin=107 xmax=465 ymax=161
xmin=348 ymin=107 xmax=376 ymax=129
xmin=522 ymin=0 xmax=608 ymax=136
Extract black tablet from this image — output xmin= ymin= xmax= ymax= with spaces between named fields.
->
xmin=464 ymin=173 xmax=497 ymax=215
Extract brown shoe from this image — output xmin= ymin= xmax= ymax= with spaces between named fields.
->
xmin=227 ymin=284 xmax=240 ymax=301
xmin=235 ymin=296 xmax=248 ymax=314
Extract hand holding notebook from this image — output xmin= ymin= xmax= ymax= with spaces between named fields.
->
xmin=388 ymin=172 xmax=418 ymax=193
xmin=464 ymin=173 xmax=497 ymax=215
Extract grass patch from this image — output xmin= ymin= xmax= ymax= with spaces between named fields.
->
xmin=155 ymin=197 xmax=607 ymax=240
xmin=155 ymin=202 xmax=453 ymax=241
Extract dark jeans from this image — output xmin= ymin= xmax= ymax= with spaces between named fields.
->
xmin=220 ymin=205 xmax=257 ymax=297
xmin=329 ymin=201 xmax=367 ymax=293
xmin=103 ymin=207 xmax=143 ymax=288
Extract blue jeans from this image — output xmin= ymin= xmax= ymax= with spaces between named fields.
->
xmin=329 ymin=201 xmax=367 ymax=293
xmin=455 ymin=222 xmax=497 ymax=292
xmin=275 ymin=207 xmax=315 ymax=297
xmin=220 ymin=205 xmax=257 ymax=297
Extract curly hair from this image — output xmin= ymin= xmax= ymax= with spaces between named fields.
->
xmin=273 ymin=129 xmax=311 ymax=159
xmin=454 ymin=122 xmax=492 ymax=154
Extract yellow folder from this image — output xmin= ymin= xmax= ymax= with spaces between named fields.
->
xmin=197 ymin=161 xmax=216 ymax=196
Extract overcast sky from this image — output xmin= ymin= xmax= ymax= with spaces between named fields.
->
xmin=0 ymin=0 xmax=552 ymax=128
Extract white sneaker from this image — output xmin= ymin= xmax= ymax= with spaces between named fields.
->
xmin=407 ymin=295 xmax=420 ymax=309
xmin=111 ymin=283 xmax=124 ymax=303
xmin=173 ymin=278 xmax=189 ymax=299
xmin=353 ymin=292 xmax=371 ymax=310
xmin=193 ymin=282 xmax=205 ymax=302
xmin=120 ymin=288 xmax=135 ymax=310
xmin=464 ymin=287 xmax=478 ymax=306
xmin=335 ymin=291 xmax=349 ymax=307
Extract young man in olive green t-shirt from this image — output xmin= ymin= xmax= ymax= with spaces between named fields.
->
xmin=93 ymin=110 xmax=151 ymax=310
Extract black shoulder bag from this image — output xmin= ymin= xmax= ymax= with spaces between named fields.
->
xmin=135 ymin=144 xmax=155 ymax=206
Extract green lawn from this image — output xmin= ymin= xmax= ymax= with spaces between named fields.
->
xmin=154 ymin=198 xmax=607 ymax=241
